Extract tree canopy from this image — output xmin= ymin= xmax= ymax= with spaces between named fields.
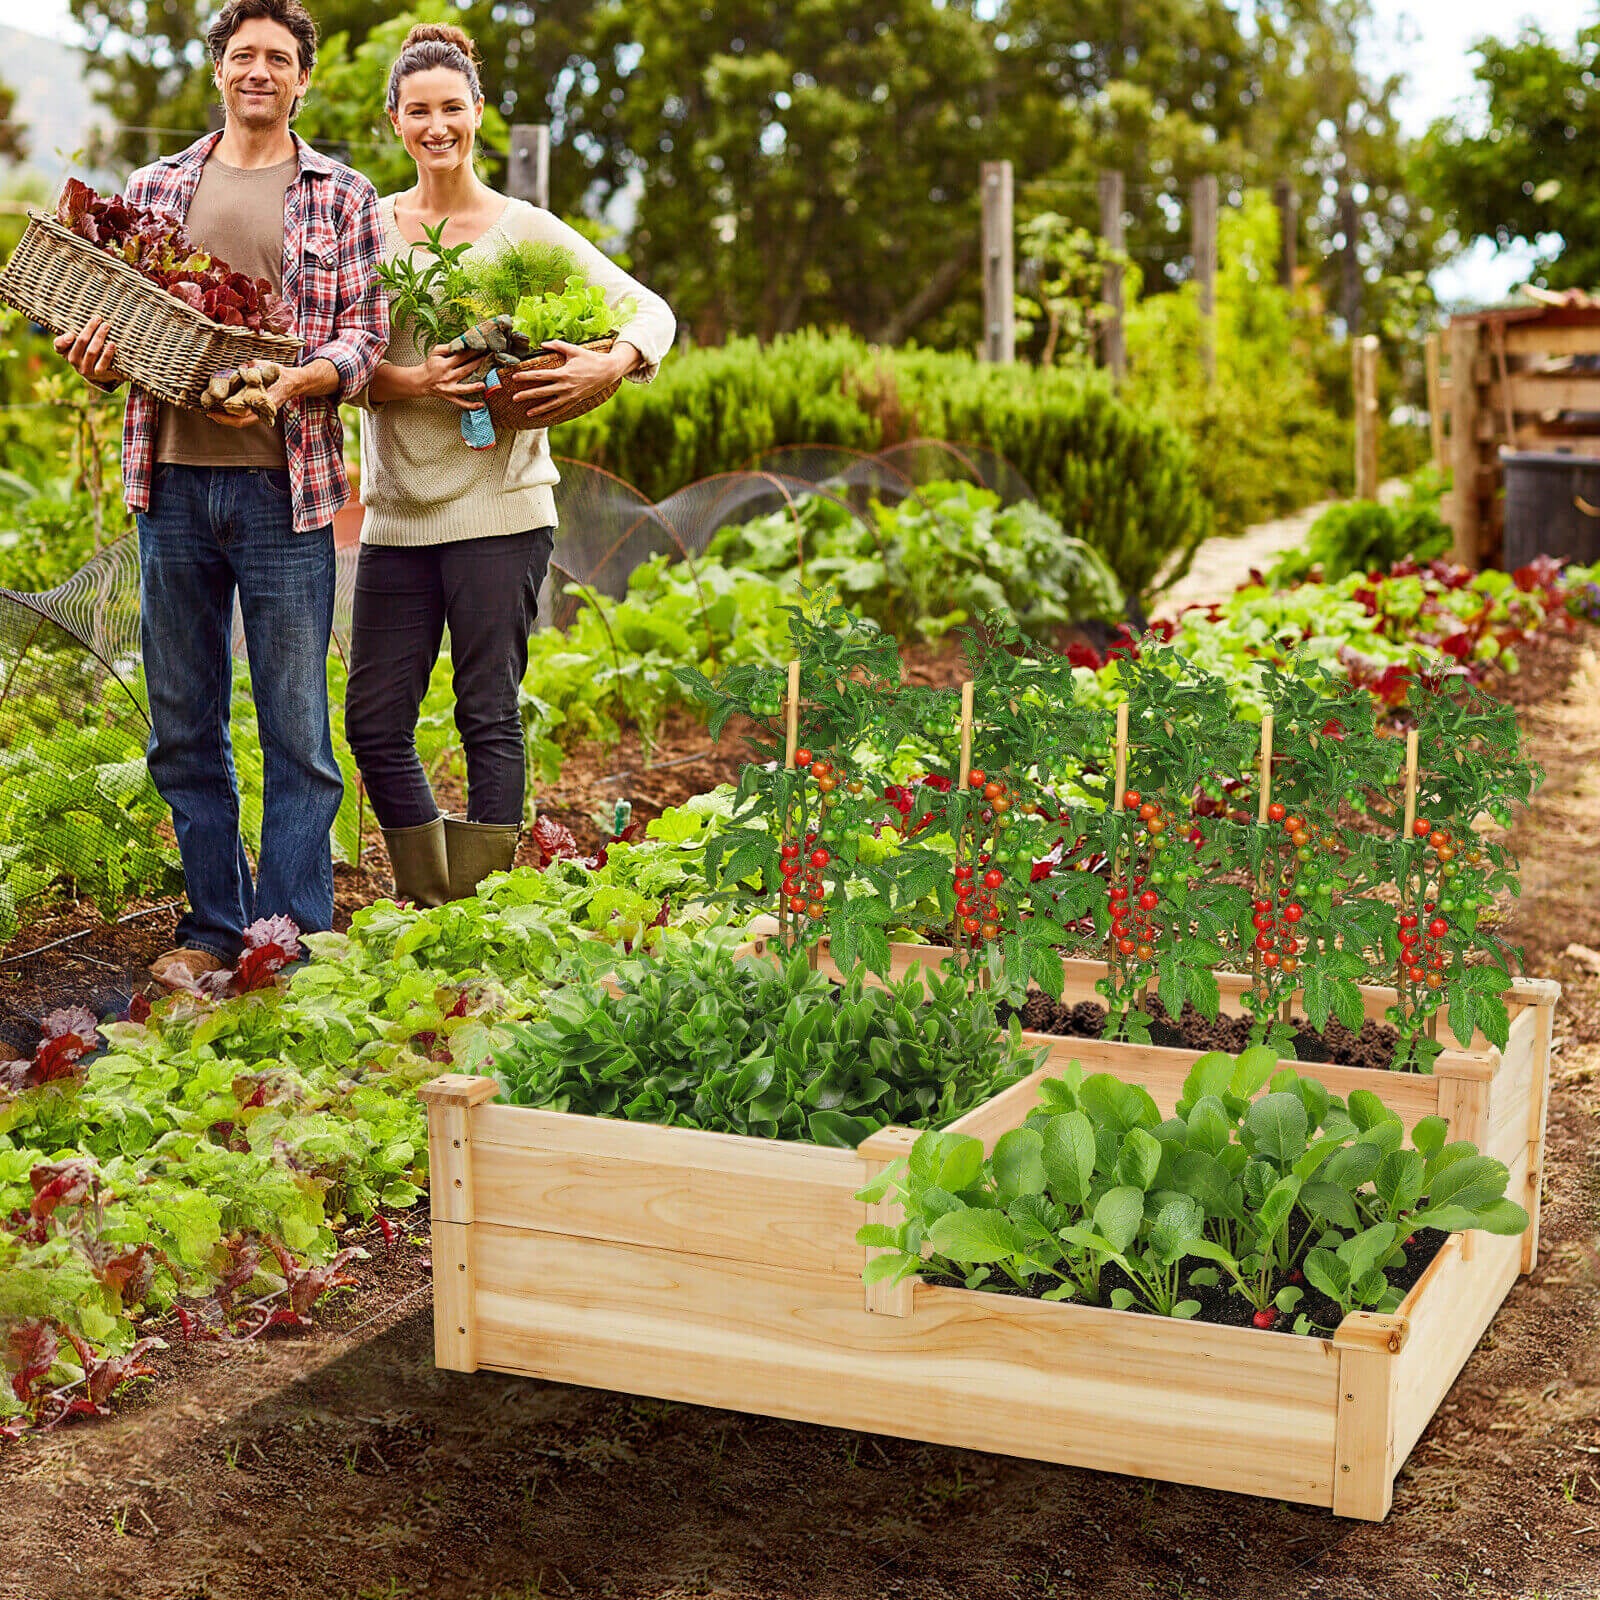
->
xmin=69 ymin=0 xmax=1425 ymax=341
xmin=1415 ymin=20 xmax=1600 ymax=292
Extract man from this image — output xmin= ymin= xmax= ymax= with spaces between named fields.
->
xmin=55 ymin=0 xmax=385 ymax=988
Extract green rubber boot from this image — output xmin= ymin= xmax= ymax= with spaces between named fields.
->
xmin=381 ymin=816 xmax=450 ymax=909
xmin=444 ymin=816 xmax=521 ymax=901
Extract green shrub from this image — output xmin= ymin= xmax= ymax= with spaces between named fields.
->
xmin=1268 ymin=476 xmax=1452 ymax=588
xmin=558 ymin=329 xmax=1210 ymax=602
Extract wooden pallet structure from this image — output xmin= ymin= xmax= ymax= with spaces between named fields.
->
xmin=419 ymin=971 xmax=1558 ymax=1521
xmin=1430 ymin=299 xmax=1600 ymax=568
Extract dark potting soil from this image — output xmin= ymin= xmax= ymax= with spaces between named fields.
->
xmin=1001 ymin=992 xmax=1403 ymax=1071
xmin=925 ymin=1225 xmax=1448 ymax=1337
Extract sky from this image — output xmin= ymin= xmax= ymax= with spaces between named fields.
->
xmin=2 ymin=0 xmax=1596 ymax=300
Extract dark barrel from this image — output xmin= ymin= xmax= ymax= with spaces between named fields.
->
xmin=1501 ymin=449 xmax=1600 ymax=567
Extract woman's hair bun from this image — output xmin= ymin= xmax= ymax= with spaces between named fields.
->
xmin=402 ymin=22 xmax=480 ymax=64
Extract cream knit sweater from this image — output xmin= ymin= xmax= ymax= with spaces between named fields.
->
xmin=357 ymin=195 xmax=675 ymax=546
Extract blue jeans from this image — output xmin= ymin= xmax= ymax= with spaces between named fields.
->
xmin=137 ymin=464 xmax=343 ymax=961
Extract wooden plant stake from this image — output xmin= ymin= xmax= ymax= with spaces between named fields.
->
xmin=780 ymin=660 xmax=800 ymax=955
xmin=1110 ymin=702 xmax=1129 ymax=987
xmin=1254 ymin=713 xmax=1274 ymax=1007
xmin=955 ymin=681 xmax=975 ymax=971
xmin=1400 ymin=728 xmax=1420 ymax=1018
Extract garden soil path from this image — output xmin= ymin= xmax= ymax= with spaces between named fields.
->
xmin=3 ymin=640 xmax=1599 ymax=1600
xmin=1158 ymin=481 xmax=1404 ymax=614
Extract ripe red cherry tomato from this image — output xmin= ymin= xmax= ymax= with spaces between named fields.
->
xmin=1252 ymin=911 xmax=1273 ymax=931
xmin=794 ymin=749 xmax=812 ymax=768
xmin=809 ymin=848 xmax=830 ymax=868
xmin=1117 ymin=937 xmax=1137 ymax=956
xmin=983 ymin=780 xmax=1005 ymax=801
xmin=983 ymin=869 xmax=1004 ymax=889
xmin=1254 ymin=933 xmax=1273 ymax=952
xmin=955 ymin=864 xmax=973 ymax=881
xmin=967 ymin=769 xmax=986 ymax=789
xmin=780 ymin=842 xmax=800 ymax=860
xmin=1399 ymin=913 xmax=1418 ymax=929
xmin=1123 ymin=790 xmax=1142 ymax=810
xmin=787 ymin=895 xmax=806 ymax=914
xmin=1253 ymin=898 xmax=1271 ymax=913
xmin=962 ymin=916 xmax=981 ymax=935
xmin=1267 ymin=802 xmax=1287 ymax=822
xmin=1109 ymin=885 xmax=1128 ymax=902
xmin=1138 ymin=801 xmax=1159 ymax=822
xmin=1428 ymin=917 xmax=1449 ymax=939
xmin=1428 ymin=830 xmax=1449 ymax=849
xmin=1138 ymin=890 xmax=1159 ymax=911
xmin=1262 ymin=951 xmax=1280 ymax=969
xmin=1283 ymin=903 xmax=1303 ymax=923
xmin=956 ymin=882 xmax=974 ymax=901
xmin=1412 ymin=818 xmax=1431 ymax=837
xmin=807 ymin=901 xmax=826 ymax=919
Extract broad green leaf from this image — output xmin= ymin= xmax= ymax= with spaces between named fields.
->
xmin=993 ymin=1127 xmax=1047 ymax=1202
xmin=1245 ymin=1092 xmax=1309 ymax=1164
xmin=1116 ymin=1126 xmax=1163 ymax=1191
xmin=1040 ymin=1111 xmax=1096 ymax=1205
xmin=1374 ymin=1151 xmax=1426 ymax=1217
xmin=1093 ymin=1185 xmax=1145 ymax=1254
xmin=927 ymin=1205 xmax=1024 ymax=1264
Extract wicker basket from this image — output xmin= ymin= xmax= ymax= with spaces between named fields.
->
xmin=484 ymin=336 xmax=620 ymax=433
xmin=0 ymin=211 xmax=302 ymax=409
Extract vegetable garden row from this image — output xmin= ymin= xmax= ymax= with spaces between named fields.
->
xmin=1 ymin=464 xmax=1595 ymax=1516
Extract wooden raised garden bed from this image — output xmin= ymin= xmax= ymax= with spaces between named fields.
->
xmin=418 ymin=969 xmax=1556 ymax=1521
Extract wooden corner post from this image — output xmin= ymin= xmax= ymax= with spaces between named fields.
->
xmin=856 ymin=1125 xmax=920 ymax=1317
xmin=1331 ymin=1311 xmax=1407 ymax=1519
xmin=1510 ymin=976 xmax=1560 ymax=1272
xmin=418 ymin=1073 xmax=500 ymax=1372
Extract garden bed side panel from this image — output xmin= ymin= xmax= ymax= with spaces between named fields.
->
xmin=468 ymin=1222 xmax=1346 ymax=1508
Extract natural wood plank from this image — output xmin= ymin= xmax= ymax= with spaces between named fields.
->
xmin=1392 ymin=1220 xmax=1523 ymax=1468
xmin=1486 ymin=1004 xmax=1539 ymax=1165
xmin=1522 ymin=991 xmax=1557 ymax=1272
xmin=471 ymin=1228 xmax=1342 ymax=1505
xmin=1449 ymin=318 xmax=1483 ymax=568
xmin=1502 ymin=325 xmax=1600 ymax=357
xmin=1491 ymin=374 xmax=1600 ymax=414
xmin=472 ymin=1139 xmax=867 ymax=1274
xmin=431 ymin=1218 xmax=477 ymax=1371
xmin=473 ymin=1103 xmax=863 ymax=1184
xmin=1332 ymin=1343 xmax=1396 ymax=1519
xmin=421 ymin=1073 xmax=498 ymax=1224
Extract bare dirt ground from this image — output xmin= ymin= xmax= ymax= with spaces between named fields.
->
xmin=2 ymin=632 xmax=1598 ymax=1600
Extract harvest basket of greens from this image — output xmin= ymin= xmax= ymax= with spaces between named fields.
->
xmin=0 ymin=179 xmax=301 ymax=409
xmin=378 ymin=226 xmax=631 ymax=439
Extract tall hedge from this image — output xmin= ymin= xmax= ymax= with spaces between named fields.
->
xmin=556 ymin=331 xmax=1212 ymax=601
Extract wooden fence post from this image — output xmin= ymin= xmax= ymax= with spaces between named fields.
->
xmin=1273 ymin=179 xmax=1298 ymax=290
xmin=1425 ymin=330 xmax=1446 ymax=471
xmin=1448 ymin=317 xmax=1483 ymax=569
xmin=1191 ymin=174 xmax=1218 ymax=383
xmin=981 ymin=161 xmax=1015 ymax=364
xmin=1098 ymin=169 xmax=1126 ymax=384
xmin=508 ymin=123 xmax=551 ymax=209
xmin=1353 ymin=334 xmax=1381 ymax=501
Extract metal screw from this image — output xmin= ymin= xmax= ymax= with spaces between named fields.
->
xmin=1341 ymin=1464 xmax=1351 ymax=1474
xmin=453 ymin=1138 xmax=461 ymax=1148
xmin=458 ymin=1263 xmax=466 ymax=1272
xmin=453 ymin=1178 xmax=462 ymax=1188
xmin=457 ymin=1325 xmax=466 ymax=1334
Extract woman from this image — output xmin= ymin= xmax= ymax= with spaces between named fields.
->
xmin=346 ymin=23 xmax=675 ymax=905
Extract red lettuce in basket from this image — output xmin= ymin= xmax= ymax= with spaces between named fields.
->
xmin=53 ymin=178 xmax=294 ymax=337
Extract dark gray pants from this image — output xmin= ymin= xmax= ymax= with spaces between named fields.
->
xmin=345 ymin=528 xmax=554 ymax=829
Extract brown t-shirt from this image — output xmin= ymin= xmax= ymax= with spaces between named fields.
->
xmin=156 ymin=153 xmax=296 ymax=468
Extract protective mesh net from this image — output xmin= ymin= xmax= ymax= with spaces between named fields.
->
xmin=0 ymin=439 xmax=1039 ymax=977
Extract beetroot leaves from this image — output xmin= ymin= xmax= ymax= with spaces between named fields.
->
xmin=54 ymin=177 xmax=294 ymax=336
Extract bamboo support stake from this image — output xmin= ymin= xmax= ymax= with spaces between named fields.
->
xmin=1401 ymin=729 xmax=1419 ymax=840
xmin=784 ymin=660 xmax=801 ymax=770
xmin=781 ymin=660 xmax=800 ymax=955
xmin=1256 ymin=714 xmax=1274 ymax=825
xmin=957 ymin=680 xmax=975 ymax=791
xmin=956 ymin=681 xmax=975 ymax=969
xmin=1112 ymin=702 xmax=1129 ymax=810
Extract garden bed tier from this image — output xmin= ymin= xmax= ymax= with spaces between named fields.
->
xmin=793 ymin=939 xmax=1556 ymax=1260
xmin=418 ymin=1028 xmax=1547 ymax=1521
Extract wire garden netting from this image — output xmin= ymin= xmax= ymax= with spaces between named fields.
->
xmin=0 ymin=439 xmax=1041 ymax=965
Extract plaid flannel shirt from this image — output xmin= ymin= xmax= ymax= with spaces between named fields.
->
xmin=117 ymin=130 xmax=386 ymax=533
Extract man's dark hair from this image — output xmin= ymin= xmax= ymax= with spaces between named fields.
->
xmin=206 ymin=0 xmax=319 ymax=121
